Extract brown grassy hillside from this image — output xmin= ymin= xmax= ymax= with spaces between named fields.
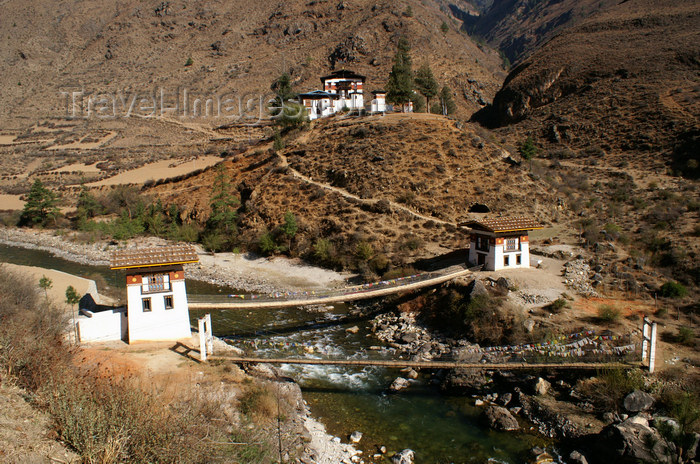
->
xmin=0 ymin=0 xmax=504 ymax=127
xmin=469 ymin=0 xmax=700 ymax=292
xmin=450 ymin=0 xmax=620 ymax=64
xmin=150 ymin=113 xmax=559 ymax=273
xmin=473 ymin=0 xmax=699 ymax=165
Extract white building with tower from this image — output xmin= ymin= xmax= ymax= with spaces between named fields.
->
xmin=109 ymin=244 xmax=198 ymax=343
xmin=299 ymin=69 xmax=368 ymax=120
xmin=460 ymin=217 xmax=543 ymax=271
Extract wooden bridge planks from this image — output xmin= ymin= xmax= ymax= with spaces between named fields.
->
xmin=189 ymin=267 xmax=472 ymax=310
xmin=209 ymin=356 xmax=637 ymax=371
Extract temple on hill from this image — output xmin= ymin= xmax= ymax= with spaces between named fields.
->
xmin=299 ymin=69 xmax=392 ymax=120
xmin=460 ymin=217 xmax=543 ymax=271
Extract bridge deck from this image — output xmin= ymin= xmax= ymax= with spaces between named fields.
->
xmin=211 ymin=356 xmax=636 ymax=371
xmin=189 ymin=267 xmax=472 ymax=309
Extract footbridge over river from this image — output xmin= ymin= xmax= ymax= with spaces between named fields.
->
xmin=188 ymin=265 xmax=475 ymax=310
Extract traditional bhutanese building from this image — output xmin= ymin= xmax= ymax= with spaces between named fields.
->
xmin=320 ymin=70 xmax=365 ymax=109
xmin=300 ymin=70 xmax=366 ymax=120
xmin=298 ymin=90 xmax=339 ymax=120
xmin=371 ymin=90 xmax=387 ymax=113
xmin=109 ymin=245 xmax=199 ymax=343
xmin=460 ymin=217 xmax=543 ymax=271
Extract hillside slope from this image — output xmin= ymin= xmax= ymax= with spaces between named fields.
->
xmin=150 ymin=114 xmax=559 ymax=272
xmin=449 ymin=0 xmax=619 ymax=64
xmin=0 ymin=0 xmax=504 ymax=127
xmin=473 ymin=0 xmax=700 ymax=173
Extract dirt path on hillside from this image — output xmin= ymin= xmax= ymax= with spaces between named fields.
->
xmin=556 ymin=159 xmax=679 ymax=189
xmin=276 ymin=152 xmax=455 ymax=226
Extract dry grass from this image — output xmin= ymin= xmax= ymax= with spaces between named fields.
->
xmin=0 ymin=266 xmax=276 ymax=463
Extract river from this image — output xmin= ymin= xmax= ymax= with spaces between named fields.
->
xmin=0 ymin=243 xmax=552 ymax=463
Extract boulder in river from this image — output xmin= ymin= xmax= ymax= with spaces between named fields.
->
xmin=484 ymin=405 xmax=520 ymax=431
xmin=392 ymin=449 xmax=415 ymax=464
xmin=623 ymin=390 xmax=654 ymax=412
xmin=389 ymin=377 xmax=410 ymax=392
xmin=535 ymin=377 xmax=551 ymax=396
xmin=349 ymin=431 xmax=363 ymax=443
xmin=568 ymin=450 xmax=589 ymax=464
xmin=591 ymin=417 xmax=674 ymax=463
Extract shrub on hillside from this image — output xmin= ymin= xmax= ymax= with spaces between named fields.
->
xmin=660 ymin=281 xmax=688 ymax=299
xmin=597 ymin=304 xmax=621 ymax=323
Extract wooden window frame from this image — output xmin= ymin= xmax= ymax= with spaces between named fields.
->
xmin=142 ymin=297 xmax=152 ymax=312
xmin=164 ymin=295 xmax=174 ymax=310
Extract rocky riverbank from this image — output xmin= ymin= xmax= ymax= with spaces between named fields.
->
xmin=0 ymin=226 xmax=348 ymax=294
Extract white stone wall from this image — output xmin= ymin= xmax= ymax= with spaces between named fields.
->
xmin=492 ymin=244 xmax=504 ymax=271
xmin=127 ymin=279 xmax=192 ymax=343
xmin=371 ymin=97 xmax=386 ymax=113
xmin=77 ymin=307 xmax=127 ymax=342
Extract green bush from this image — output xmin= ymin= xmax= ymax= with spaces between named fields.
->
xmin=676 ymin=326 xmax=695 ymax=346
xmin=355 ymin=241 xmax=374 ymax=261
xmin=548 ymin=298 xmax=568 ymax=312
xmin=660 ymin=281 xmax=688 ymax=299
xmin=598 ymin=304 xmax=621 ymax=323
xmin=596 ymin=368 xmax=646 ymax=410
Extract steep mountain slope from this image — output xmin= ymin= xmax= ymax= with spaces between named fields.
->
xmin=473 ymin=0 xmax=700 ymax=171
xmin=150 ymin=114 xmax=559 ymax=271
xmin=449 ymin=0 xmax=619 ymax=64
xmin=0 ymin=0 xmax=504 ymax=128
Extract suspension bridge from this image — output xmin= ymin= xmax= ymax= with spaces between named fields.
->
xmin=206 ymin=356 xmax=638 ymax=371
xmin=188 ymin=265 xmax=474 ymax=310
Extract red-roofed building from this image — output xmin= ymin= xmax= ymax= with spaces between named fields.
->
xmin=460 ymin=217 xmax=543 ymax=271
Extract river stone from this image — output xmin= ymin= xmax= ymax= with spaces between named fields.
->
xmin=688 ymin=433 xmax=700 ymax=460
xmin=466 ymin=279 xmax=488 ymax=299
xmin=389 ymin=377 xmax=410 ymax=392
xmin=535 ymin=377 xmax=551 ymax=396
xmin=499 ymin=392 xmax=513 ymax=406
xmin=406 ymin=369 xmax=419 ymax=380
xmin=349 ymin=431 xmax=363 ymax=443
xmin=523 ymin=319 xmax=536 ymax=333
xmin=594 ymin=419 xmax=674 ymax=463
xmin=484 ymin=405 xmax=520 ymax=431
xmin=568 ymin=450 xmax=588 ymax=464
xmin=392 ymin=449 xmax=415 ymax=464
xmin=496 ymin=277 xmax=514 ymax=291
xmin=623 ymin=390 xmax=654 ymax=412
xmin=345 ymin=326 xmax=360 ymax=334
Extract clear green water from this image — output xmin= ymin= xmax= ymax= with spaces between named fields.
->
xmin=0 ymin=243 xmax=551 ymax=464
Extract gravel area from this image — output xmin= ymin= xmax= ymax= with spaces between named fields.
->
xmin=0 ymin=227 xmax=349 ymax=294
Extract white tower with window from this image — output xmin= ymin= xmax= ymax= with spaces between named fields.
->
xmin=111 ymin=245 xmax=199 ymax=343
xmin=460 ymin=217 xmax=543 ymax=271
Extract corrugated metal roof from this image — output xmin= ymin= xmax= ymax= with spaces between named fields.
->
xmin=110 ymin=244 xmax=199 ymax=269
xmin=459 ymin=217 xmax=543 ymax=233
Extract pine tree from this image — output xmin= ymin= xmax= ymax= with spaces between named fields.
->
xmin=414 ymin=64 xmax=439 ymax=113
xmin=76 ymin=186 xmax=102 ymax=220
xmin=438 ymin=85 xmax=456 ymax=116
xmin=271 ymin=72 xmax=295 ymax=102
xmin=39 ymin=275 xmax=52 ymax=301
xmin=20 ymin=179 xmax=59 ymax=226
xmin=519 ymin=136 xmax=538 ymax=170
xmin=207 ymin=165 xmax=239 ymax=237
xmin=386 ymin=38 xmax=414 ymax=112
